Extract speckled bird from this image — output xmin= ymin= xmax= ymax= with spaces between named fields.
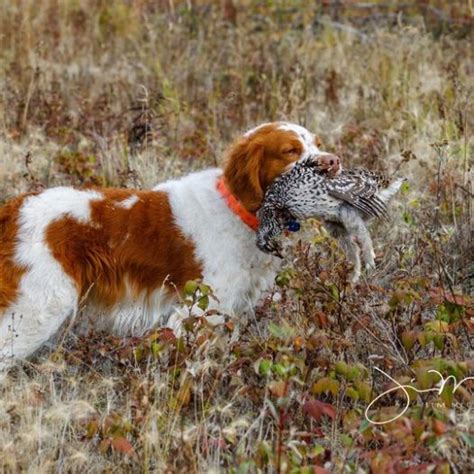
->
xmin=257 ymin=158 xmax=405 ymax=282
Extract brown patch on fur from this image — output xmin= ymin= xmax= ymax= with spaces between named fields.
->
xmin=0 ymin=194 xmax=32 ymax=311
xmin=45 ymin=189 xmax=203 ymax=308
xmin=223 ymin=124 xmax=303 ymax=212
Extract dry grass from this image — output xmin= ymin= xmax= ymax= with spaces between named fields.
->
xmin=0 ymin=1 xmax=472 ymax=472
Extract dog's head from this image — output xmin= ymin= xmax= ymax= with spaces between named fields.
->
xmin=223 ymin=122 xmax=341 ymax=212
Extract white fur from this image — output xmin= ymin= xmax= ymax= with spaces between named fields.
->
xmin=116 ymin=195 xmax=139 ymax=209
xmin=245 ymin=122 xmax=329 ymax=171
xmin=156 ymin=169 xmax=280 ymax=315
xmin=84 ymin=280 xmax=174 ymax=336
xmin=1 ymin=188 xmax=102 ymax=367
xmin=244 ymin=122 xmax=274 ymax=137
xmin=0 ymin=170 xmax=281 ymax=367
xmin=278 ymin=122 xmax=321 ymax=158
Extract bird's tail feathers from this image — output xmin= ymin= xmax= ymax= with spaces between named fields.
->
xmin=378 ymin=177 xmax=406 ymax=203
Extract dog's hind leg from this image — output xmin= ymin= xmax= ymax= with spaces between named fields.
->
xmin=0 ymin=272 xmax=78 ymax=370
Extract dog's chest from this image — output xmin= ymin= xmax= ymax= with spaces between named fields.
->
xmin=202 ymin=239 xmax=280 ymax=311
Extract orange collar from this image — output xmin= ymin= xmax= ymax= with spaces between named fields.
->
xmin=216 ymin=177 xmax=260 ymax=231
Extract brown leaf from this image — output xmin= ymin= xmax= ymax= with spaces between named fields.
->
xmin=314 ymin=311 xmax=329 ymax=328
xmin=221 ymin=0 xmax=237 ymax=25
xmin=293 ymin=336 xmax=305 ymax=351
xmin=159 ymin=328 xmax=177 ymax=343
xmin=303 ymin=399 xmax=336 ymax=422
xmin=429 ymin=287 xmax=467 ymax=306
xmin=313 ymin=467 xmax=330 ymax=474
xmin=196 ymin=334 xmax=209 ymax=347
xmin=176 ymin=379 xmax=192 ymax=408
xmin=99 ymin=438 xmax=111 ymax=454
xmin=351 ymin=315 xmax=371 ymax=334
xmin=111 ymin=436 xmax=135 ymax=456
xmin=432 ymin=419 xmax=447 ymax=435
xmin=269 ymin=381 xmax=288 ymax=398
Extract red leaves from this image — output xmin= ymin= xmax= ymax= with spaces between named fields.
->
xmin=313 ymin=310 xmax=329 ymax=328
xmin=111 ymin=437 xmax=135 ymax=455
xmin=313 ymin=467 xmax=330 ymax=474
xmin=432 ymin=419 xmax=447 ymax=436
xmin=303 ymin=398 xmax=336 ymax=422
xmin=429 ymin=287 xmax=468 ymax=306
xmin=351 ymin=315 xmax=372 ymax=335
xmin=82 ymin=411 xmax=137 ymax=459
xmin=292 ymin=336 xmax=305 ymax=351
xmin=269 ymin=381 xmax=289 ymax=398
xmin=158 ymin=328 xmax=177 ymax=343
xmin=100 ymin=437 xmax=135 ymax=456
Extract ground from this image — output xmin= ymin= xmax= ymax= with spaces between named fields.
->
xmin=0 ymin=1 xmax=472 ymax=472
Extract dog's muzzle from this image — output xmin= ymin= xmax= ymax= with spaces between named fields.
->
xmin=315 ymin=153 xmax=342 ymax=177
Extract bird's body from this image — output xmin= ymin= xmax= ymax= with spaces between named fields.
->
xmin=260 ymin=163 xmax=391 ymax=223
xmin=257 ymin=159 xmax=404 ymax=281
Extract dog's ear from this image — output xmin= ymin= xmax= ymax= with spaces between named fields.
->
xmin=224 ymin=137 xmax=265 ymax=212
xmin=245 ymin=141 xmax=265 ymax=203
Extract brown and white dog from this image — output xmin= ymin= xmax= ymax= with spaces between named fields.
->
xmin=0 ymin=122 xmax=341 ymax=367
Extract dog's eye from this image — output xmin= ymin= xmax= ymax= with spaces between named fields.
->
xmin=283 ymin=148 xmax=298 ymax=155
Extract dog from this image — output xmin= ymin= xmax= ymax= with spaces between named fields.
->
xmin=0 ymin=122 xmax=341 ymax=367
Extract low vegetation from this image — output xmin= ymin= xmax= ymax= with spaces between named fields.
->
xmin=0 ymin=1 xmax=472 ymax=472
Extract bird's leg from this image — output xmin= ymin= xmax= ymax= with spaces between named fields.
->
xmin=346 ymin=235 xmax=362 ymax=283
xmin=338 ymin=207 xmax=376 ymax=272
xmin=325 ymin=221 xmax=361 ymax=283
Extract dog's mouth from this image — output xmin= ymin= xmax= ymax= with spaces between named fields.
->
xmin=328 ymin=165 xmax=342 ymax=178
xmin=319 ymin=164 xmax=342 ymax=178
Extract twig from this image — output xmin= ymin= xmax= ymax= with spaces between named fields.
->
xmin=21 ymin=67 xmax=39 ymax=132
xmin=314 ymin=18 xmax=368 ymax=40
xmin=455 ymin=183 xmax=473 ymax=198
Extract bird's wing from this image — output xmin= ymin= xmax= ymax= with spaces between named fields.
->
xmin=327 ymin=174 xmax=389 ymax=219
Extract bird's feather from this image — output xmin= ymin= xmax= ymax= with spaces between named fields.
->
xmin=326 ymin=170 xmax=390 ymax=219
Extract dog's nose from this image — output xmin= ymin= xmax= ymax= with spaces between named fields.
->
xmin=326 ymin=155 xmax=340 ymax=166
xmin=317 ymin=153 xmax=342 ymax=176
xmin=329 ymin=156 xmax=340 ymax=166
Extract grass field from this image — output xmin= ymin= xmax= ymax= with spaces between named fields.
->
xmin=0 ymin=1 xmax=472 ymax=472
